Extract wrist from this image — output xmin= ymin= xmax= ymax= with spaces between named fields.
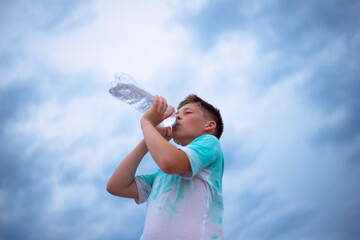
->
xmin=140 ymin=139 xmax=149 ymax=152
xmin=140 ymin=118 xmax=154 ymax=129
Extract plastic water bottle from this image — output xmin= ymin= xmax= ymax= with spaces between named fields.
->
xmin=109 ymin=72 xmax=177 ymax=127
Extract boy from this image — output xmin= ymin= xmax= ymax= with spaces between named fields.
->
xmin=107 ymin=94 xmax=224 ymax=240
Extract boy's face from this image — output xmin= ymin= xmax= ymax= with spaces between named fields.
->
xmin=172 ymin=103 xmax=209 ymax=146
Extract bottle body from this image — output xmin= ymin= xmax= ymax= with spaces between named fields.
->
xmin=109 ymin=73 xmax=177 ymax=127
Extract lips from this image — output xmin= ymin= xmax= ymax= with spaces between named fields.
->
xmin=172 ymin=124 xmax=179 ymax=130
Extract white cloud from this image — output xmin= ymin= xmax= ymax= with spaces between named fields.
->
xmin=2 ymin=0 xmax=360 ymax=239
xmin=50 ymin=183 xmax=98 ymax=212
xmin=26 ymin=0 xmax=192 ymax=87
xmin=167 ymin=0 xmax=208 ymax=13
xmin=16 ymin=94 xmax=111 ymax=144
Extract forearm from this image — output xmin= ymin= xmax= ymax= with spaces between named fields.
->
xmin=139 ymin=95 xmax=190 ymax=174
xmin=141 ymin=122 xmax=181 ymax=173
xmin=107 ymin=139 xmax=148 ymax=191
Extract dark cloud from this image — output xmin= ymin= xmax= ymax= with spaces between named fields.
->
xmin=0 ymin=129 xmax=53 ymax=239
xmin=176 ymin=0 xmax=360 ymax=89
xmin=298 ymin=1 xmax=360 ymax=163
xmin=222 ymin=134 xmax=261 ymax=170
xmin=0 ymin=2 xmax=122 ymax=239
xmin=1 ymin=1 xmax=359 ymax=239
xmin=0 ymin=0 xmax=99 ymax=126
xmin=0 ymin=51 xmax=14 ymax=69
xmin=306 ymin=40 xmax=360 ymax=150
xmin=225 ymin=189 xmax=314 ymax=239
xmin=0 ymin=80 xmax=142 ymax=239
xmin=224 ymin=190 xmax=274 ymax=238
xmin=176 ymin=1 xmax=360 ymax=239
xmin=0 ymin=59 xmax=143 ymax=239
xmin=0 ymin=82 xmax=41 ymax=134
xmin=177 ymin=0 xmax=360 ymax=52
xmin=177 ymin=0 xmax=360 ymax=157
xmin=349 ymin=147 xmax=360 ymax=164
xmin=251 ymin=209 xmax=313 ymax=240
xmin=178 ymin=0 xmax=245 ymax=49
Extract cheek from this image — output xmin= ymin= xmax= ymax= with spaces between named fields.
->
xmin=187 ymin=117 xmax=202 ymax=129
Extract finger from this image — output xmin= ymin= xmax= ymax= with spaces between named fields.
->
xmin=164 ymin=127 xmax=171 ymax=140
xmin=159 ymin=97 xmax=168 ymax=115
xmin=152 ymin=95 xmax=159 ymax=109
xmin=155 ymin=125 xmax=165 ymax=137
xmin=164 ymin=98 xmax=169 ymax=112
xmin=156 ymin=96 xmax=164 ymax=112
xmin=165 ymin=127 xmax=173 ymax=140
xmin=163 ymin=98 xmax=168 ymax=113
xmin=155 ymin=125 xmax=162 ymax=132
xmin=163 ymin=107 xmax=175 ymax=119
xmin=155 ymin=96 xmax=163 ymax=114
xmin=159 ymin=96 xmax=167 ymax=113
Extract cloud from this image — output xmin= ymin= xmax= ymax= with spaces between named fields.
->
xmin=0 ymin=1 xmax=177 ymax=238
xmin=0 ymin=71 xmax=147 ymax=239
xmin=177 ymin=0 xmax=360 ymax=49
xmin=1 ymin=0 xmax=360 ymax=239
xmin=305 ymin=37 xmax=360 ymax=152
xmin=169 ymin=0 xmax=360 ymax=239
xmin=173 ymin=0 xmax=360 ymax=158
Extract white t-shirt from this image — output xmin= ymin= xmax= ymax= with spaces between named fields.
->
xmin=135 ymin=135 xmax=224 ymax=240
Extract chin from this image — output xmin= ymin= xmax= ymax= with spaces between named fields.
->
xmin=172 ymin=135 xmax=186 ymax=146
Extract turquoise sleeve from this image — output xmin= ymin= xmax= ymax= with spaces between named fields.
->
xmin=179 ymin=135 xmax=222 ymax=178
xmin=134 ymin=172 xmax=157 ymax=204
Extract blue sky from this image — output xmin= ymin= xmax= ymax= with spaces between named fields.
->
xmin=1 ymin=0 xmax=359 ymax=239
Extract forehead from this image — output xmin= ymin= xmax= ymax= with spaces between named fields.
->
xmin=177 ymin=103 xmax=201 ymax=112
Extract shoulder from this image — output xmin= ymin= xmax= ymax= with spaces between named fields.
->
xmin=191 ymin=134 xmax=219 ymax=144
xmin=188 ymin=134 xmax=221 ymax=149
xmin=182 ymin=135 xmax=223 ymax=159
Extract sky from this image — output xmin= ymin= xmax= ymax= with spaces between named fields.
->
xmin=0 ymin=0 xmax=359 ymax=239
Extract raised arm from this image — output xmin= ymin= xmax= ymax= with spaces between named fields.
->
xmin=106 ymin=139 xmax=148 ymax=199
xmin=140 ymin=95 xmax=191 ymax=175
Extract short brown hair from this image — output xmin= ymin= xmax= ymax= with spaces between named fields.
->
xmin=177 ymin=94 xmax=224 ymax=139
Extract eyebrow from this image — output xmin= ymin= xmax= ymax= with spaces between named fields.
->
xmin=176 ymin=107 xmax=194 ymax=114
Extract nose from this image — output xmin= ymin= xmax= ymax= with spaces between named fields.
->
xmin=176 ymin=114 xmax=182 ymax=120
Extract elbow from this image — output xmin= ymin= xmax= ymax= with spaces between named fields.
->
xmin=106 ymin=182 xmax=114 ymax=195
xmin=106 ymin=182 xmax=120 ymax=196
xmin=158 ymin=158 xmax=176 ymax=175
xmin=161 ymin=165 xmax=173 ymax=175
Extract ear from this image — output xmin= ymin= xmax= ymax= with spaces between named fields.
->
xmin=205 ymin=120 xmax=216 ymax=131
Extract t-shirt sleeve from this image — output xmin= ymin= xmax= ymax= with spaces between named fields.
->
xmin=134 ymin=172 xmax=156 ymax=204
xmin=178 ymin=135 xmax=221 ymax=179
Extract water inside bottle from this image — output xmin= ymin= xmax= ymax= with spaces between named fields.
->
xmin=109 ymin=73 xmax=177 ymax=127
xmin=161 ymin=115 xmax=177 ymax=127
xmin=109 ymin=83 xmax=154 ymax=113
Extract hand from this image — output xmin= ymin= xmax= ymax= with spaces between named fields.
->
xmin=155 ymin=125 xmax=173 ymax=141
xmin=140 ymin=95 xmax=174 ymax=127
